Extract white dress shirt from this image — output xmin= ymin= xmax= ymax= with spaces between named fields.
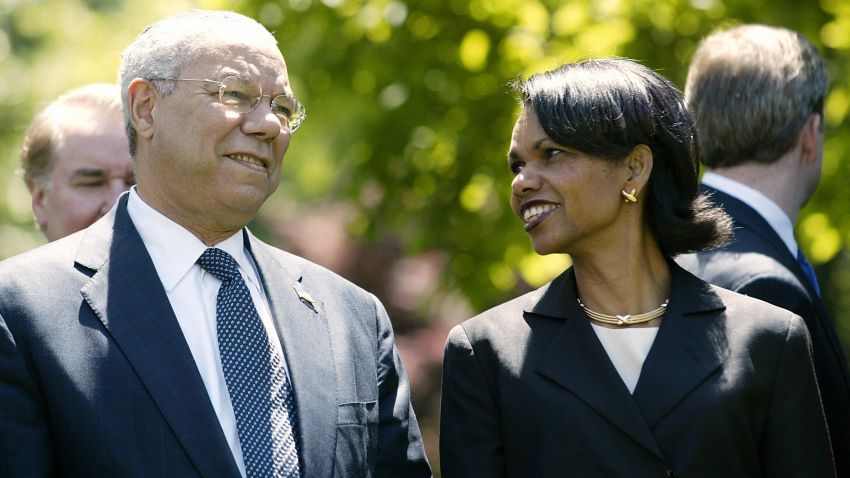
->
xmin=127 ymin=187 xmax=285 ymax=478
xmin=702 ymin=172 xmax=799 ymax=257
xmin=590 ymin=324 xmax=659 ymax=394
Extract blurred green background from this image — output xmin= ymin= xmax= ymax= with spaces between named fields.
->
xmin=2 ymin=0 xmax=849 ymax=471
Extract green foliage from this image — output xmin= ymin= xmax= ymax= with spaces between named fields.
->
xmin=241 ymin=0 xmax=849 ymax=315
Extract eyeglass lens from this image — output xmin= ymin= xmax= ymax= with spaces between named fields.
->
xmin=218 ymin=76 xmax=305 ymax=130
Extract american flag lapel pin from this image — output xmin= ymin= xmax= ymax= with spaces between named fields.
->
xmin=293 ymin=285 xmax=318 ymax=313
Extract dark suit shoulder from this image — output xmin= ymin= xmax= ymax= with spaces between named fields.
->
xmin=457 ymin=288 xmax=541 ymax=342
xmin=709 ymin=284 xmax=801 ymax=329
xmin=447 ymin=281 xmax=570 ymax=378
xmin=0 ymin=232 xmax=88 ymax=313
xmin=703 ymin=284 xmax=821 ymax=382
xmin=678 ymin=249 xmax=815 ymax=330
xmin=678 ymin=249 xmax=804 ymax=294
xmin=678 ymin=188 xmax=813 ymax=307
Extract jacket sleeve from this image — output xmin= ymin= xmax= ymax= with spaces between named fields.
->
xmin=0 ymin=312 xmax=53 ymax=477
xmin=760 ymin=313 xmax=836 ymax=478
xmin=440 ymin=324 xmax=505 ymax=478
xmin=372 ymin=295 xmax=432 ymax=477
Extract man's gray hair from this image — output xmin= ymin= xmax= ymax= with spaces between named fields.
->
xmin=684 ymin=24 xmax=827 ymax=168
xmin=118 ymin=10 xmax=278 ymax=156
xmin=21 ymin=83 xmax=123 ymax=186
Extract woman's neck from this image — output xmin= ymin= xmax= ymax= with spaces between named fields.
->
xmin=571 ymin=234 xmax=671 ymax=322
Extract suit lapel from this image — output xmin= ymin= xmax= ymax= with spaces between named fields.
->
xmin=632 ymin=264 xmax=725 ymax=427
xmin=705 ymin=185 xmax=849 ymax=377
xmin=246 ymin=234 xmax=336 ymax=478
xmin=703 ymin=185 xmax=815 ymax=296
xmin=529 ymin=270 xmax=665 ymax=460
xmin=77 ymin=196 xmax=240 ymax=478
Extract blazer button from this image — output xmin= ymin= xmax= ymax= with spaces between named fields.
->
xmin=664 ymin=470 xmax=676 ymax=478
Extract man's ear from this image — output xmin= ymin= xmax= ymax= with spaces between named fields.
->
xmin=26 ymin=178 xmax=48 ymax=230
xmin=129 ymin=79 xmax=157 ymax=141
xmin=623 ymin=144 xmax=654 ymax=196
xmin=800 ymin=113 xmax=822 ymax=166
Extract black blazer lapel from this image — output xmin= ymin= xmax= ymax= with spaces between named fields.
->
xmin=530 ymin=270 xmax=665 ymax=460
xmin=77 ymin=196 xmax=240 ymax=478
xmin=632 ymin=264 xmax=725 ymax=427
xmin=246 ymin=234 xmax=336 ymax=478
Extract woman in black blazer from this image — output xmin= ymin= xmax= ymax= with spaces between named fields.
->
xmin=439 ymin=58 xmax=835 ymax=477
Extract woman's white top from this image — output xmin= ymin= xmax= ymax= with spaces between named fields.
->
xmin=590 ymin=323 xmax=660 ymax=394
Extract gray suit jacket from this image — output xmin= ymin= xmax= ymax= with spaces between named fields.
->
xmin=440 ymin=263 xmax=834 ymax=477
xmin=0 ymin=195 xmax=431 ymax=477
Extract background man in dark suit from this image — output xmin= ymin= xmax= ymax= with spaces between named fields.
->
xmin=0 ymin=10 xmax=430 ymax=477
xmin=678 ymin=24 xmax=850 ymax=474
xmin=19 ymin=83 xmax=135 ymax=241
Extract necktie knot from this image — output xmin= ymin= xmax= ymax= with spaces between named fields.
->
xmin=197 ymin=248 xmax=240 ymax=283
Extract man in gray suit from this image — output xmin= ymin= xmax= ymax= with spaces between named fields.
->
xmin=678 ymin=25 xmax=850 ymax=475
xmin=0 ymin=10 xmax=430 ymax=477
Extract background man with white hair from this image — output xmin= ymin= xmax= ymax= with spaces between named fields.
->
xmin=20 ymin=83 xmax=134 ymax=241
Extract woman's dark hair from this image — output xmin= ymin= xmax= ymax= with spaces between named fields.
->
xmin=513 ymin=57 xmax=731 ymax=256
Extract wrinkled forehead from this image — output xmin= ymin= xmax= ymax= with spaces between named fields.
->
xmin=209 ymin=23 xmax=280 ymax=52
xmin=187 ymin=36 xmax=290 ymax=88
xmin=201 ymin=24 xmax=284 ymax=63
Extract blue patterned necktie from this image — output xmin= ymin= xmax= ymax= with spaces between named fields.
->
xmin=197 ymin=248 xmax=301 ymax=478
xmin=796 ymin=248 xmax=821 ymax=297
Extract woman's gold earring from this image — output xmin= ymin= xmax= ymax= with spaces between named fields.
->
xmin=622 ymin=188 xmax=637 ymax=203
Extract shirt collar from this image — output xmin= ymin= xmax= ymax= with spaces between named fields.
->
xmin=702 ymin=172 xmax=798 ymax=255
xmin=126 ymin=187 xmax=254 ymax=291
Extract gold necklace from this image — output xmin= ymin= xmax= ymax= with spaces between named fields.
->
xmin=577 ymin=298 xmax=669 ymax=326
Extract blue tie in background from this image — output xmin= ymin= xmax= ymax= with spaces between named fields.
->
xmin=796 ymin=248 xmax=821 ymax=297
xmin=198 ymin=248 xmax=301 ymax=478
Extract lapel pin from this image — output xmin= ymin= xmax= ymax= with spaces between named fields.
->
xmin=293 ymin=286 xmax=318 ymax=313
xmin=298 ymin=290 xmax=315 ymax=305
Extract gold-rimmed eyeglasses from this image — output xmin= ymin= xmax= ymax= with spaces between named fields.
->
xmin=150 ymin=76 xmax=307 ymax=132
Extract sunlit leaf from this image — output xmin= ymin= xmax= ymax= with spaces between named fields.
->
xmin=519 ymin=252 xmax=571 ymax=287
xmin=459 ymin=29 xmax=490 ymax=71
